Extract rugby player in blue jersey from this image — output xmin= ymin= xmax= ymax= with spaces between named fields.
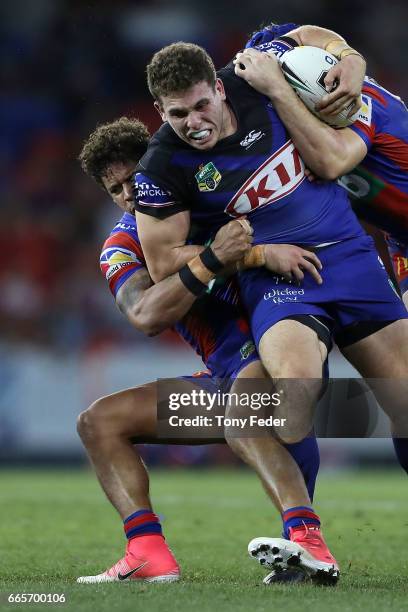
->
xmin=76 ymin=118 xmax=325 ymax=584
xmin=133 ymin=38 xmax=408 ymax=582
xmin=234 ymin=22 xmax=408 ymax=577
xmin=238 ymin=22 xmax=408 ymax=499
xmin=241 ymin=22 xmax=408 ymax=307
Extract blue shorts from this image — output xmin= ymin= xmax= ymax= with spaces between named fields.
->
xmin=386 ymin=234 xmax=408 ymax=295
xmin=206 ymin=328 xmax=260 ymax=379
xmin=239 ymin=235 xmax=408 ymax=349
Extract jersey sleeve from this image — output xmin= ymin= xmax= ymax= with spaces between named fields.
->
xmin=100 ymin=230 xmax=146 ymax=297
xmin=133 ymin=172 xmax=188 ymax=219
xmin=245 ymin=22 xmax=299 ymax=49
xmin=349 ymin=90 xmax=381 ymax=150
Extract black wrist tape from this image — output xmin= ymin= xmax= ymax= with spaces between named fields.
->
xmin=199 ymin=247 xmax=223 ymax=274
xmin=179 ymin=264 xmax=207 ymax=297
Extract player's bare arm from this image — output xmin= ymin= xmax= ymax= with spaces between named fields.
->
xmin=115 ymin=218 xmax=254 ymax=333
xmin=135 ymin=210 xmax=203 ymax=282
xmin=286 ymin=24 xmax=366 ymax=116
xmin=116 ymin=267 xmax=199 ymax=336
xmin=234 ymin=49 xmax=367 ymax=179
xmin=136 ymin=209 xmax=253 ymax=283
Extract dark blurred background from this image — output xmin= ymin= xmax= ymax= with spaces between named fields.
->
xmin=1 ymin=0 xmax=406 ymax=465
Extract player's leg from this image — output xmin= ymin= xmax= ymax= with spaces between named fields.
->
xmin=326 ymin=233 xmax=408 ymax=471
xmin=77 ymin=384 xmax=157 ymax=519
xmin=341 ymin=319 xmax=408 ymax=440
xmin=76 ymin=379 xmax=214 ymax=584
xmin=259 ymin=319 xmax=327 ymax=444
xmin=225 ymin=359 xmax=314 ymax=513
xmin=225 ymin=358 xmax=326 ymax=583
xmin=231 ymin=325 xmax=338 ymax=583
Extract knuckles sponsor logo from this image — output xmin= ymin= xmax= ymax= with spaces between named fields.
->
xmin=136 ymin=181 xmax=172 ymax=199
xmin=225 ymin=140 xmax=305 ymax=217
xmin=264 ymin=287 xmax=305 ymax=304
xmin=240 ymin=129 xmax=265 ymax=149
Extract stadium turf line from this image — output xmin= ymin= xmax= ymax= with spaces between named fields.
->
xmin=1 ymin=468 xmax=408 ymax=611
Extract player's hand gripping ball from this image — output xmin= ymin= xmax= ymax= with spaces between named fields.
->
xmin=279 ymin=46 xmax=362 ymax=128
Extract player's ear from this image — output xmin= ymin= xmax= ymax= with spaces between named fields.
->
xmin=154 ymin=101 xmax=166 ymax=122
xmin=215 ymin=78 xmax=226 ymax=101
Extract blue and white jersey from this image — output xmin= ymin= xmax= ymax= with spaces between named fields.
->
xmin=135 ymin=64 xmax=364 ymax=247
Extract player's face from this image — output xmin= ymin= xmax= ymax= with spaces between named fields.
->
xmin=102 ymin=161 xmax=137 ymax=214
xmin=156 ymin=79 xmax=236 ymax=150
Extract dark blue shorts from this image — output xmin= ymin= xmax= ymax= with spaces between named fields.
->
xmin=239 ymin=235 xmax=408 ymax=349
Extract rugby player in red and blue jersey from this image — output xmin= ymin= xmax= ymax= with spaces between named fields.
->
xmin=134 ymin=40 xmax=408 ymax=582
xmin=76 ymin=118 xmax=325 ymax=584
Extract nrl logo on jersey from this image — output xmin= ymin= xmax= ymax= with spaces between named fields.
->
xmin=240 ymin=340 xmax=256 ymax=360
xmin=195 ymin=162 xmax=222 ymax=192
xmin=240 ymin=129 xmax=265 ymax=149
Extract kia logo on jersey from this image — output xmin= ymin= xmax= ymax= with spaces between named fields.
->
xmin=225 ymin=140 xmax=305 ymax=217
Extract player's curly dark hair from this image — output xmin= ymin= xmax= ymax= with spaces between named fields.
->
xmin=79 ymin=117 xmax=150 ymax=188
xmin=147 ymin=42 xmax=216 ymax=105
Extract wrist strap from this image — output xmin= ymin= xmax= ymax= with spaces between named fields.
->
xmin=237 ymin=245 xmax=266 ymax=270
xmin=199 ymin=246 xmax=224 ymax=274
xmin=339 ymin=48 xmax=365 ymax=61
xmin=179 ymin=265 xmax=208 ymax=297
xmin=325 ymin=39 xmax=365 ymax=62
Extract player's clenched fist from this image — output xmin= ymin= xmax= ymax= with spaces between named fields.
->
xmin=233 ymin=48 xmax=283 ymax=99
xmin=211 ymin=218 xmax=253 ymax=265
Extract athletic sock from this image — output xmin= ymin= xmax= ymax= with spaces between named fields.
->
xmin=284 ymin=436 xmax=320 ymax=502
xmin=282 ymin=506 xmax=321 ymax=540
xmin=392 ymin=437 xmax=408 ymax=475
xmin=123 ymin=509 xmax=163 ymax=541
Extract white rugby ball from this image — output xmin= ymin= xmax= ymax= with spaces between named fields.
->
xmin=278 ymin=46 xmax=361 ymax=128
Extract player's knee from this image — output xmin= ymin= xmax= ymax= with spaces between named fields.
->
xmin=77 ymin=398 xmax=111 ymax=442
xmin=270 ymin=362 xmax=322 ymax=379
xmin=277 ymin=430 xmax=305 ymax=445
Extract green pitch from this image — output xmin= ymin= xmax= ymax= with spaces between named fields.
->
xmin=1 ymin=467 xmax=408 ymax=611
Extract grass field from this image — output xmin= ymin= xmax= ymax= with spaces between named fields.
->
xmin=1 ymin=467 xmax=408 ymax=611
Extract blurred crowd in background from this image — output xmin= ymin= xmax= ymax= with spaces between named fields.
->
xmin=2 ymin=0 xmax=407 ymax=353
xmin=1 ymin=1 xmax=407 ymax=466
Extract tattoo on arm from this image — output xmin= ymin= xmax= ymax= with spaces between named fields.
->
xmin=116 ymin=268 xmax=152 ymax=316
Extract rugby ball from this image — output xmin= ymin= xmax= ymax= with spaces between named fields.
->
xmin=278 ymin=46 xmax=361 ymax=128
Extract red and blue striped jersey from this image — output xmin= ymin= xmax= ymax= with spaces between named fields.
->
xmin=100 ymin=212 xmax=256 ymax=377
xmin=340 ymin=78 xmax=408 ymax=241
